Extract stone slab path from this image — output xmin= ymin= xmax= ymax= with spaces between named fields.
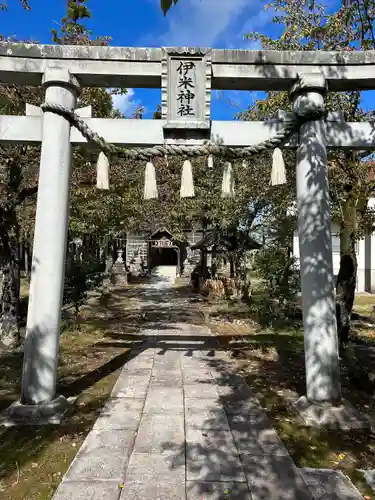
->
xmin=51 ymin=276 xmax=367 ymax=500
xmin=148 ymin=265 xmax=177 ymax=289
xmin=300 ymin=468 xmax=363 ymax=500
xmin=360 ymin=469 xmax=375 ymax=494
xmin=52 ymin=323 xmax=315 ymax=500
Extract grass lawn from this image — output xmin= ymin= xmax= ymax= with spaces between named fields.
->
xmin=180 ymin=283 xmax=375 ymax=497
xmin=354 ymin=294 xmax=375 ymax=317
xmin=2 ymin=277 xmax=375 ymax=499
xmin=209 ymin=295 xmax=375 ymax=499
xmin=0 ymin=286 xmax=143 ymax=500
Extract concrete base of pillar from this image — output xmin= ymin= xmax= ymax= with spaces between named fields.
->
xmin=0 ymin=395 xmax=74 ymax=427
xmin=291 ymin=395 xmax=371 ymax=430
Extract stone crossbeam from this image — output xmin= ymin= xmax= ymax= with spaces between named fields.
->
xmin=2 ymin=43 xmax=375 ymax=91
xmin=1 ymin=113 xmax=375 ymax=150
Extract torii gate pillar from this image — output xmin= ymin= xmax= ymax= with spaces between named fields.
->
xmin=291 ymin=74 xmax=368 ymax=427
xmin=292 ymin=72 xmax=341 ymax=406
xmin=3 ymin=69 xmax=79 ymax=424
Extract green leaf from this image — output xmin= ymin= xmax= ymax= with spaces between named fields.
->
xmin=160 ymin=0 xmax=179 ymax=15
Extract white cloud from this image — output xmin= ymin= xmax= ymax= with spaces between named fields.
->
xmin=111 ymin=89 xmax=142 ymax=116
xmin=139 ymin=0 xmax=274 ymax=50
xmin=219 ymin=7 xmax=274 ymax=49
xmin=146 ymin=0 xmax=251 ymax=47
xmin=136 ymin=0 xmax=274 ymax=119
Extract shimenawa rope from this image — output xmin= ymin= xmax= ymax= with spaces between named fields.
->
xmin=40 ymin=102 xmax=308 ymax=161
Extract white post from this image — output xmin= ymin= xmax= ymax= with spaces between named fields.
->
xmin=20 ymin=69 xmax=79 ymax=406
xmin=291 ymin=73 xmax=341 ymax=405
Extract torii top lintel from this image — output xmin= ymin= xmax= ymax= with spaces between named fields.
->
xmin=1 ymin=42 xmax=375 ymax=92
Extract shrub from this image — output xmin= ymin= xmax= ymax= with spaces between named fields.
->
xmin=251 ymin=247 xmax=301 ymax=324
xmin=64 ymin=258 xmax=105 ymax=323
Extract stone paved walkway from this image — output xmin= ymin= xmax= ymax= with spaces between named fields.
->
xmin=50 ymin=269 xmax=365 ymax=500
xmin=53 ymin=322 xmax=315 ymax=500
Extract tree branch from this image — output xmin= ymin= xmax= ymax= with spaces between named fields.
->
xmin=2 ymin=185 xmax=38 ymax=214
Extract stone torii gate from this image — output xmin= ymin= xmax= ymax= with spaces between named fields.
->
xmin=0 ymin=43 xmax=374 ymax=427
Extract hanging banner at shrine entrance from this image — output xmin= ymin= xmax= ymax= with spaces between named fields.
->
xmin=151 ymin=239 xmax=174 ymax=248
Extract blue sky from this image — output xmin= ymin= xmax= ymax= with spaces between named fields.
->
xmin=1 ymin=0 xmax=374 ymax=117
xmin=0 ymin=0 xmax=279 ymax=119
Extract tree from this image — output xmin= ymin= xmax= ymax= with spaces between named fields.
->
xmin=0 ymin=0 xmax=30 ymax=13
xmin=0 ymin=80 xmax=42 ymax=346
xmin=10 ymin=0 xmax=179 ymax=16
xmin=0 ymin=0 xmax=121 ymax=346
xmin=243 ymin=0 xmax=375 ymax=343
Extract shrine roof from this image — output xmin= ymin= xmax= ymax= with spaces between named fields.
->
xmin=149 ymin=227 xmax=173 ymax=238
